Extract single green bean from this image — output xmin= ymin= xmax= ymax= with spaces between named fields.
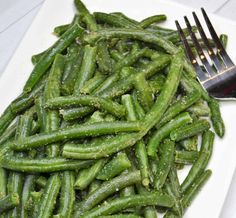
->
xmin=35 ymin=176 xmax=47 ymax=188
xmin=80 ymin=193 xmax=174 ymax=218
xmin=182 ymin=170 xmax=212 ymax=209
xmin=156 ymin=91 xmax=201 ymax=129
xmin=12 ymin=121 xmax=141 ymax=151
xmin=97 ymin=215 xmax=142 ymax=218
xmin=170 ymin=119 xmax=210 ymax=141
xmin=54 ymin=15 xmax=81 ymax=36
xmin=24 ymin=24 xmax=84 ymax=93
xmin=139 ymin=15 xmax=167 ymax=28
xmin=187 ymin=101 xmax=210 ymax=117
xmin=88 ymin=180 xmax=102 ymax=194
xmin=61 ymin=47 xmax=84 ymax=95
xmin=0 ymin=194 xmax=19 ymax=214
xmin=74 ymin=170 xmax=141 ymax=217
xmin=97 ymin=40 xmax=113 ymax=74
xmin=75 ymin=159 xmax=107 ymax=190
xmin=164 ymin=165 xmax=183 ymax=217
xmin=21 ymin=175 xmax=36 ymax=218
xmin=96 ymin=153 xmax=131 ymax=180
xmin=0 ymin=156 xmax=93 ymax=173
xmin=179 ymin=136 xmax=198 ymax=151
xmin=133 ymin=73 xmax=153 ymax=112
xmin=220 ymin=34 xmax=228 ymax=49
xmin=36 ymin=174 xmax=61 ymax=218
xmin=175 ymin=150 xmax=199 ymax=165
xmin=44 ymin=54 xmax=64 ymax=157
xmin=147 ymin=112 xmax=192 ymax=157
xmin=94 ymin=12 xmax=140 ymax=29
xmin=80 ymin=72 xmax=106 ymax=94
xmin=74 ymin=0 xmax=97 ymax=31
xmin=57 ymin=171 xmax=75 ymax=218
xmin=154 ymin=139 xmax=175 ymax=190
xmin=180 ymin=131 xmax=214 ymax=193
xmin=73 ymin=45 xmax=97 ymax=95
xmin=46 ymin=95 xmax=126 ymax=118
xmin=208 ymin=98 xmax=225 ymax=138
xmin=0 ymin=168 xmax=6 ymax=198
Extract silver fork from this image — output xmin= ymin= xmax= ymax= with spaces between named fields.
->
xmin=175 ymin=8 xmax=236 ymax=99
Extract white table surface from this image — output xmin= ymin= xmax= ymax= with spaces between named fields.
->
xmin=0 ymin=0 xmax=236 ymax=217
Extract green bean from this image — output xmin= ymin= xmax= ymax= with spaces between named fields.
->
xmin=94 ymin=12 xmax=140 ymax=29
xmin=96 ymin=153 xmax=131 ymax=180
xmin=121 ymin=95 xmax=137 ymax=121
xmin=154 ymin=139 xmax=175 ymax=190
xmin=36 ymin=174 xmax=61 ymax=218
xmin=57 ymin=171 xmax=75 ymax=218
xmin=73 ymin=45 xmax=97 ymax=95
xmin=143 ymin=50 xmax=184 ymax=131
xmin=99 ymin=55 xmax=170 ymax=99
xmin=181 ymin=130 xmax=214 ymax=193
xmin=74 ymin=0 xmax=97 ymax=31
xmin=31 ymin=48 xmax=50 ymax=65
xmin=0 ymin=168 xmax=7 ymax=198
xmin=181 ymin=72 xmax=210 ymax=101
xmin=164 ymin=165 xmax=183 ymax=217
xmin=0 ymin=107 xmax=16 ymax=138
xmin=80 ymin=72 xmax=106 ymax=94
xmin=44 ymin=54 xmax=64 ymax=157
xmin=62 ymin=107 xmax=93 ymax=121
xmin=208 ymin=98 xmax=225 ymax=138
xmin=75 ymin=159 xmax=107 ymax=190
xmin=88 ymin=180 xmax=101 ymax=194
xmin=147 ymin=112 xmax=192 ymax=157
xmin=80 ymin=192 xmax=174 ymax=218
xmin=175 ymin=150 xmax=199 ymax=165
xmin=24 ymin=24 xmax=84 ymax=93
xmin=139 ymin=15 xmax=167 ymax=28
xmin=64 ymin=53 xmax=183 ymax=159
xmin=220 ymin=34 xmax=228 ymax=49
xmin=156 ymin=91 xmax=201 ymax=129
xmin=83 ymin=28 xmax=196 ymax=77
xmin=12 ymin=121 xmax=140 ymax=151
xmin=0 ymin=156 xmax=94 ymax=173
xmin=0 ymin=123 xmax=16 ymax=146
xmin=31 ymin=191 xmax=42 ymax=218
xmin=0 ymin=194 xmax=19 ymax=214
xmin=97 ymin=215 xmax=142 ymax=218
xmin=179 ymin=136 xmax=198 ymax=151
xmin=133 ymin=73 xmax=153 ymax=112
xmin=46 ymin=95 xmax=126 ymax=118
xmin=170 ymin=119 xmax=210 ymax=141
xmin=35 ymin=97 xmax=47 ymax=132
xmin=7 ymin=114 xmax=32 ymax=217
xmin=110 ymin=12 xmax=139 ymax=26
xmin=54 ymin=24 xmax=71 ymax=37
xmin=21 ymin=175 xmax=36 ymax=218
xmin=187 ymin=101 xmax=210 ymax=116
xmin=131 ymin=92 xmax=145 ymax=120
xmin=97 ymin=40 xmax=113 ymax=74
xmin=110 ymin=50 xmax=124 ymax=61
xmin=74 ymin=170 xmax=141 ymax=217
xmin=61 ymin=47 xmax=84 ymax=95
xmin=182 ymin=170 xmax=211 ymax=209
xmin=35 ymin=176 xmax=47 ymax=188
xmin=94 ymin=48 xmax=148 ymax=96
xmin=54 ymin=15 xmax=81 ymax=37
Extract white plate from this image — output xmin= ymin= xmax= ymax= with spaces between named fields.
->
xmin=1 ymin=0 xmax=236 ymax=217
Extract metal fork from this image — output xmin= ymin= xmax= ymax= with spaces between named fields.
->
xmin=175 ymin=8 xmax=236 ymax=99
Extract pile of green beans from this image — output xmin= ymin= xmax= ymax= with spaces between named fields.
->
xmin=0 ymin=0 xmax=227 ymax=217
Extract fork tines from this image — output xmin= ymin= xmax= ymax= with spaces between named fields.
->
xmin=175 ymin=8 xmax=236 ymax=97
